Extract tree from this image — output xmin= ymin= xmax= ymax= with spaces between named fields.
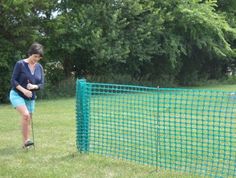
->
xmin=151 ymin=0 xmax=236 ymax=84
xmin=0 ymin=0 xmax=56 ymax=102
xmin=1 ymin=0 xmax=236 ymax=102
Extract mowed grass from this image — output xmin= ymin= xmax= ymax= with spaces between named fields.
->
xmin=193 ymin=84 xmax=236 ymax=91
xmin=0 ymin=98 xmax=200 ymax=178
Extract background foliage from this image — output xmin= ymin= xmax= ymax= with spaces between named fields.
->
xmin=0 ymin=0 xmax=236 ymax=102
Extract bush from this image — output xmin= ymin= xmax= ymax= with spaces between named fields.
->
xmin=86 ymin=73 xmax=177 ymax=88
xmin=37 ymin=61 xmax=76 ymax=99
xmin=44 ymin=61 xmax=65 ymax=85
xmin=37 ymin=77 xmax=76 ymax=100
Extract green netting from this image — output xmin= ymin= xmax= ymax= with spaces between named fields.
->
xmin=75 ymin=79 xmax=236 ymax=177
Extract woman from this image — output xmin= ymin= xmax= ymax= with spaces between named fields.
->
xmin=9 ymin=42 xmax=44 ymax=148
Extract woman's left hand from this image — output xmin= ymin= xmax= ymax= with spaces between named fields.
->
xmin=27 ymin=83 xmax=38 ymax=90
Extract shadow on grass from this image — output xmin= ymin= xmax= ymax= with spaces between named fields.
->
xmin=58 ymin=152 xmax=81 ymax=161
xmin=0 ymin=147 xmax=19 ymax=155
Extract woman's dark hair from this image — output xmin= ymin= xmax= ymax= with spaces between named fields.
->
xmin=28 ymin=42 xmax=44 ymax=57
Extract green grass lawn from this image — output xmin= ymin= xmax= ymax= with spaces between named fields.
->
xmin=189 ymin=84 xmax=236 ymax=91
xmin=0 ymin=84 xmax=235 ymax=178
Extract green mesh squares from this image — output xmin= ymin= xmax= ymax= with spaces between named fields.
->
xmin=76 ymin=79 xmax=236 ymax=177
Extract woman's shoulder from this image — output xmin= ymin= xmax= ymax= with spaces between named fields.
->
xmin=36 ymin=63 xmax=44 ymax=72
xmin=16 ymin=59 xmax=25 ymax=64
xmin=36 ymin=63 xmax=43 ymax=68
xmin=14 ymin=59 xmax=25 ymax=67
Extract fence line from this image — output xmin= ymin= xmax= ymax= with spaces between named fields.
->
xmin=76 ymin=79 xmax=236 ymax=177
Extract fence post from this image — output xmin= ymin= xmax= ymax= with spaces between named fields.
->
xmin=76 ymin=79 xmax=90 ymax=152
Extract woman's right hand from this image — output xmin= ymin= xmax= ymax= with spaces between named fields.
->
xmin=23 ymin=89 xmax=32 ymax=98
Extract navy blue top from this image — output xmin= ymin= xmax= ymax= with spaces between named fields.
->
xmin=11 ymin=59 xmax=44 ymax=100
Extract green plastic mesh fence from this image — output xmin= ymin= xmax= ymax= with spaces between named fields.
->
xmin=76 ymin=79 xmax=236 ymax=177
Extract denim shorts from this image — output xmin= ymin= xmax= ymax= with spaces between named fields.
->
xmin=9 ymin=90 xmax=35 ymax=113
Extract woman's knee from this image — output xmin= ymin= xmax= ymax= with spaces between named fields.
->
xmin=16 ymin=105 xmax=31 ymax=120
xmin=22 ymin=111 xmax=31 ymax=120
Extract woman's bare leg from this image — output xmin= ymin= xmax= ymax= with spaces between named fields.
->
xmin=16 ymin=105 xmax=31 ymax=144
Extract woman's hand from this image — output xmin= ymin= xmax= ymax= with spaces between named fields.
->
xmin=16 ymin=85 xmax=33 ymax=98
xmin=23 ymin=89 xmax=33 ymax=98
xmin=27 ymin=83 xmax=38 ymax=90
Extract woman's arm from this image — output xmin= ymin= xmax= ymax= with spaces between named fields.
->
xmin=11 ymin=62 xmax=21 ymax=88
xmin=37 ymin=64 xmax=45 ymax=90
xmin=11 ymin=61 xmax=32 ymax=98
xmin=16 ymin=85 xmax=32 ymax=98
